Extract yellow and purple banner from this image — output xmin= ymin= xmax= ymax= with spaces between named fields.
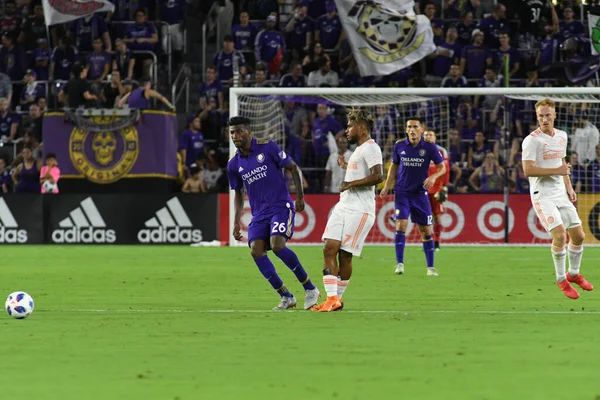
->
xmin=43 ymin=110 xmax=179 ymax=184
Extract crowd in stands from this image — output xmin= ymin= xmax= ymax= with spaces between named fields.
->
xmin=0 ymin=0 xmax=599 ymax=196
xmin=182 ymin=0 xmax=600 ymax=195
xmin=0 ymin=0 xmax=183 ymax=193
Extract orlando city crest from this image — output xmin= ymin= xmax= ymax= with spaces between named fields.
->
xmin=419 ymin=149 xmax=426 ymax=156
xmin=69 ymin=116 xmax=139 ymax=184
xmin=348 ymin=0 xmax=426 ymax=64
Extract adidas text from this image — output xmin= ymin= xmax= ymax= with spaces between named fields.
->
xmin=0 ymin=226 xmax=27 ymax=243
xmin=52 ymin=227 xmax=117 ymax=243
xmin=137 ymin=227 xmax=202 ymax=243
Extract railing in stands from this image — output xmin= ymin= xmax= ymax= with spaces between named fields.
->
xmin=171 ymin=64 xmax=191 ymax=114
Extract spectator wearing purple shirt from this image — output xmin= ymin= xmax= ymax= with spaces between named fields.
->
xmin=476 ymin=4 xmax=509 ymax=49
xmin=441 ymin=64 xmax=468 ymax=114
xmin=123 ymin=9 xmax=158 ymax=79
xmin=315 ymin=1 xmax=342 ymax=50
xmin=537 ymin=21 xmax=559 ymax=78
xmin=279 ymin=63 xmax=307 ymax=87
xmin=212 ymin=35 xmax=247 ymax=84
xmin=431 ymin=19 xmax=445 ymax=45
xmin=455 ymin=11 xmax=475 ymax=46
xmin=0 ymin=33 xmax=27 ymax=81
xmin=460 ymin=29 xmax=491 ymax=81
xmin=180 ymin=114 xmax=205 ymax=167
xmin=493 ymin=32 xmax=520 ymax=78
xmin=285 ymin=3 xmax=314 ymax=54
xmin=159 ymin=0 xmax=185 ymax=64
xmin=0 ymin=97 xmax=19 ymax=141
xmin=559 ymin=7 xmax=584 ymax=42
xmin=70 ymin=14 xmax=111 ymax=53
xmin=199 ymin=66 xmax=223 ymax=111
xmin=32 ymin=38 xmax=50 ymax=82
xmin=50 ymin=36 xmax=80 ymax=82
xmin=113 ymin=38 xmax=135 ymax=80
xmin=312 ymin=103 xmax=343 ymax=166
xmin=255 ymin=15 xmax=286 ymax=77
xmin=19 ymin=70 xmax=44 ymax=112
xmin=232 ymin=12 xmax=257 ymax=51
xmin=86 ymin=37 xmax=112 ymax=82
xmin=430 ymin=27 xmax=461 ymax=77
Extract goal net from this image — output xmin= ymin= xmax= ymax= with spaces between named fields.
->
xmin=228 ymin=87 xmax=600 ymax=247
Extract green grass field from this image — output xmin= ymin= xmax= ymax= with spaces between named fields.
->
xmin=2 ymin=245 xmax=599 ymax=400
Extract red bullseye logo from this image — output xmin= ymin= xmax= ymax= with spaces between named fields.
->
xmin=527 ymin=207 xmax=551 ymax=240
xmin=376 ymin=201 xmax=414 ymax=239
xmin=439 ymin=201 xmax=464 ymax=240
xmin=477 ymin=201 xmax=514 ymax=240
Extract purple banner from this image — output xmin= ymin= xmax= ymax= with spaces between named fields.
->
xmin=43 ymin=111 xmax=179 ymax=184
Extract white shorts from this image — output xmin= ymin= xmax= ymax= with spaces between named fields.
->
xmin=532 ymin=195 xmax=581 ymax=233
xmin=321 ymin=204 xmax=375 ymax=256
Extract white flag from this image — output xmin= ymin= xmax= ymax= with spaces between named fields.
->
xmin=334 ymin=0 xmax=436 ymax=77
xmin=588 ymin=13 xmax=600 ymax=55
xmin=42 ymin=0 xmax=115 ymax=26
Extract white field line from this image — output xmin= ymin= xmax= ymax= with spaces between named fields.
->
xmin=41 ymin=309 xmax=600 ymax=315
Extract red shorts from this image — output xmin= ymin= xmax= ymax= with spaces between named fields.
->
xmin=429 ymin=195 xmax=444 ymax=216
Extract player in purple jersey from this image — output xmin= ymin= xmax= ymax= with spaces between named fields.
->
xmin=381 ymin=117 xmax=446 ymax=276
xmin=227 ymin=116 xmax=320 ymax=310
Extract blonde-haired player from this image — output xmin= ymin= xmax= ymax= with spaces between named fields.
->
xmin=312 ymin=108 xmax=384 ymax=312
xmin=522 ymin=98 xmax=593 ymax=299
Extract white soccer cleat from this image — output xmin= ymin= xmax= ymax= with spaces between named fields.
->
xmin=273 ymin=296 xmax=297 ymax=310
xmin=303 ymin=288 xmax=321 ymax=310
xmin=394 ymin=263 xmax=404 ymax=275
xmin=427 ymin=268 xmax=439 ymax=276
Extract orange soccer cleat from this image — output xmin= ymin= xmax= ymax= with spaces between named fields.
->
xmin=566 ymin=273 xmax=594 ymax=291
xmin=557 ymin=279 xmax=580 ymax=300
xmin=311 ymin=296 xmax=343 ymax=312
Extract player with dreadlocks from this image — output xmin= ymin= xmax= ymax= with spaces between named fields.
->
xmin=312 ymin=108 xmax=384 ymax=312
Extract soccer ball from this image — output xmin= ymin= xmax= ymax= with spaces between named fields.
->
xmin=43 ymin=180 xmax=58 ymax=193
xmin=5 ymin=292 xmax=34 ymax=319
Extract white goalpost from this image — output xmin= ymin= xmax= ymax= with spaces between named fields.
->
xmin=228 ymin=87 xmax=600 ymax=247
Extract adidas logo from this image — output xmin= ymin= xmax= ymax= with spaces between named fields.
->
xmin=137 ymin=197 xmax=202 ymax=243
xmin=401 ymin=151 xmax=406 ymax=155
xmin=52 ymin=197 xmax=116 ymax=243
xmin=0 ymin=198 xmax=27 ymax=243
xmin=238 ymin=166 xmax=244 ymax=172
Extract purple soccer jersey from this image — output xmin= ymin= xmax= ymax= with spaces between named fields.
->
xmin=392 ymin=138 xmax=444 ymax=225
xmin=227 ymin=138 xmax=296 ymax=245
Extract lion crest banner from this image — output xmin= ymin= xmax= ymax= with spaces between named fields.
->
xmin=43 ymin=110 xmax=179 ymax=184
xmin=334 ymin=0 xmax=436 ymax=77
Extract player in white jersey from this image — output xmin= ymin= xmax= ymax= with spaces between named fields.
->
xmin=522 ymin=98 xmax=593 ymax=300
xmin=312 ymin=108 xmax=384 ymax=312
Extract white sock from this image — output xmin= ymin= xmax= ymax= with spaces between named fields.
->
xmin=323 ymin=275 xmax=338 ymax=298
xmin=337 ymin=277 xmax=349 ymax=298
xmin=552 ymin=245 xmax=567 ymax=281
xmin=568 ymin=243 xmax=584 ymax=276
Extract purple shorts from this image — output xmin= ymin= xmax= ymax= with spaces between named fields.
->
xmin=247 ymin=207 xmax=296 ymax=248
xmin=394 ymin=192 xmax=433 ymax=226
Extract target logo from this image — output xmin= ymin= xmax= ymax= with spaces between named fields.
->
xmin=477 ymin=201 xmax=514 ymax=240
xmin=527 ymin=206 xmax=550 ymax=239
xmin=439 ymin=201 xmax=465 ymax=240
xmin=239 ymin=200 xmax=253 ymax=239
xmin=293 ymin=203 xmax=316 ymax=239
xmin=376 ymin=201 xmax=414 ymax=239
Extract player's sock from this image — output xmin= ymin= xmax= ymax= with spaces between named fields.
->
xmin=323 ymin=275 xmax=338 ymax=298
xmin=567 ymin=243 xmax=583 ymax=276
xmin=395 ymin=231 xmax=406 ymax=264
xmin=423 ymin=235 xmax=435 ymax=267
xmin=433 ymin=222 xmax=442 ymax=244
xmin=337 ymin=277 xmax=349 ymax=298
xmin=254 ymin=255 xmax=293 ymax=298
xmin=274 ymin=247 xmax=316 ymax=290
xmin=551 ymin=245 xmax=567 ymax=281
